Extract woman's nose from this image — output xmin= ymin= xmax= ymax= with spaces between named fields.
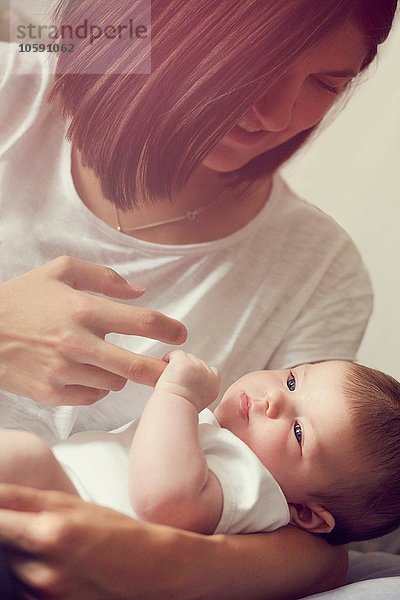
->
xmin=252 ymin=77 xmax=298 ymax=132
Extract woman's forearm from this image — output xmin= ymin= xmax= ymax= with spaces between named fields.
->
xmin=0 ymin=487 xmax=347 ymax=600
xmin=161 ymin=525 xmax=348 ymax=600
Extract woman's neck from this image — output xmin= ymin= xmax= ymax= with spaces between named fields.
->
xmin=71 ymin=145 xmax=272 ymax=244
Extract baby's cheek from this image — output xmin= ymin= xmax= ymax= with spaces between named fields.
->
xmin=214 ymin=403 xmax=230 ymax=427
xmin=249 ymin=435 xmax=284 ymax=474
xmin=213 ymin=403 xmax=224 ymax=424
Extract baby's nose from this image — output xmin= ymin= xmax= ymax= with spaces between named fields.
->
xmin=264 ymin=389 xmax=285 ymax=418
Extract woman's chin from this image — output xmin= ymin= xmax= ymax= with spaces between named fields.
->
xmin=201 ymin=149 xmax=254 ymax=173
xmin=202 ymin=137 xmax=274 ymax=173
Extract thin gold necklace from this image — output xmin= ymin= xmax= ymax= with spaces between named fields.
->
xmin=114 ymin=193 xmax=224 ymax=234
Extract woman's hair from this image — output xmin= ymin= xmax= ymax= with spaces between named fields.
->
xmin=316 ymin=363 xmax=400 ymax=546
xmin=49 ymin=0 xmax=398 ymax=208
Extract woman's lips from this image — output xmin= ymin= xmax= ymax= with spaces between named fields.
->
xmin=239 ymin=392 xmax=250 ymax=419
xmin=224 ymin=124 xmax=269 ymax=146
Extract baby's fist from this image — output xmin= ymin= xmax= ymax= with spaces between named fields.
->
xmin=156 ymin=351 xmax=220 ymax=411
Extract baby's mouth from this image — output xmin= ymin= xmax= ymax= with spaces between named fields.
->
xmin=239 ymin=392 xmax=250 ymax=419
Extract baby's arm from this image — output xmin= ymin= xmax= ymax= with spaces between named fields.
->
xmin=130 ymin=350 xmax=222 ymax=534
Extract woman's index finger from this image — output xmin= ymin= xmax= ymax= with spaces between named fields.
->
xmin=51 ymin=256 xmax=146 ymax=298
xmin=88 ymin=294 xmax=187 ymax=344
xmin=87 ymin=341 xmax=167 ymax=387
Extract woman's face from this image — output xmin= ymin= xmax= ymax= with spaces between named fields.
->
xmin=203 ymin=18 xmax=369 ymax=172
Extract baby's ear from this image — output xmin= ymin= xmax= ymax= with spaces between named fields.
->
xmin=289 ymin=502 xmax=335 ymax=534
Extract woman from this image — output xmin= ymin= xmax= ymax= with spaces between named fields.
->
xmin=0 ymin=0 xmax=398 ymax=598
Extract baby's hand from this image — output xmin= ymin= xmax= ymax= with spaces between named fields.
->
xmin=155 ymin=350 xmax=220 ymax=412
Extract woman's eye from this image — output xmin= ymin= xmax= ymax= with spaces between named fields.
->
xmin=294 ymin=422 xmax=303 ymax=445
xmin=287 ymin=372 xmax=296 ymax=392
xmin=312 ymin=76 xmax=347 ymax=95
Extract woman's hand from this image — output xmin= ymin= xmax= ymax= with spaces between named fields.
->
xmin=0 ymin=484 xmax=348 ymax=600
xmin=0 ymin=484 xmax=180 ymax=600
xmin=155 ymin=350 xmax=220 ymax=412
xmin=0 ymin=256 xmax=187 ymax=405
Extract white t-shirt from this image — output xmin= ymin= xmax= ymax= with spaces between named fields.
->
xmin=53 ymin=409 xmax=290 ymax=535
xmin=0 ymin=43 xmax=373 ymax=442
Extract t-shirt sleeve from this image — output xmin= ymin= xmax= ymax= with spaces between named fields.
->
xmin=0 ymin=41 xmax=51 ymax=159
xmin=266 ymin=236 xmax=373 ymax=369
xmin=198 ymin=412 xmax=290 ymax=534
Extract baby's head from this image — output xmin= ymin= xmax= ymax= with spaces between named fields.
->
xmin=214 ymin=360 xmax=400 ymax=544
xmin=314 ymin=362 xmax=400 ymax=544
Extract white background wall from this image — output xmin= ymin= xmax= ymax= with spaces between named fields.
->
xmin=283 ymin=18 xmax=400 ymax=380
xmin=4 ymin=2 xmax=400 ymax=379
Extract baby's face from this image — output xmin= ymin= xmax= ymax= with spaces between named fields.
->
xmin=214 ymin=361 xmax=358 ymax=505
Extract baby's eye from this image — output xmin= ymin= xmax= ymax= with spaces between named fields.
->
xmin=293 ymin=422 xmax=303 ymax=445
xmin=287 ymin=372 xmax=296 ymax=392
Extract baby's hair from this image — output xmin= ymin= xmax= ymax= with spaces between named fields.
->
xmin=48 ymin=0 xmax=397 ymax=208
xmin=317 ymin=362 xmax=400 ymax=545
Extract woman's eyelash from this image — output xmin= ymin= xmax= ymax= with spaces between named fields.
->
xmin=287 ymin=372 xmax=296 ymax=391
xmin=313 ymin=76 xmax=347 ymax=95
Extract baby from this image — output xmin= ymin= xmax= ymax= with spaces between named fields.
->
xmin=0 ymin=351 xmax=399 ymax=545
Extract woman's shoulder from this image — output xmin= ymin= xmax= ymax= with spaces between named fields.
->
xmin=0 ymin=41 xmax=54 ymax=155
xmin=273 ymin=174 xmax=349 ymax=234
xmin=267 ymin=173 xmax=359 ymax=256
xmin=0 ymin=38 xmax=53 ymax=79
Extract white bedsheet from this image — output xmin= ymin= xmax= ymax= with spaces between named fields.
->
xmin=301 ymin=551 xmax=400 ymax=600
xmin=304 ymin=578 xmax=399 ymax=600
